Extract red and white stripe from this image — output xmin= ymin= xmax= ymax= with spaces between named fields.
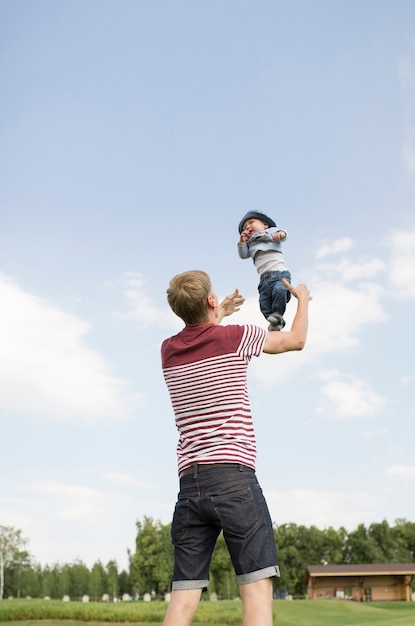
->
xmin=162 ymin=323 xmax=266 ymax=473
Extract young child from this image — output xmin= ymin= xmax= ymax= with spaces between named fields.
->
xmin=238 ymin=210 xmax=291 ymax=331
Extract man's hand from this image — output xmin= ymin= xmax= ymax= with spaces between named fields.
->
xmin=282 ymin=279 xmax=312 ymax=302
xmin=218 ymin=289 xmax=245 ymax=321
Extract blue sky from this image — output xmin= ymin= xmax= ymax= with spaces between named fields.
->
xmin=1 ymin=0 xmax=415 ymax=572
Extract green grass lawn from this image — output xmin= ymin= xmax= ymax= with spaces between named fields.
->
xmin=1 ymin=599 xmax=414 ymax=625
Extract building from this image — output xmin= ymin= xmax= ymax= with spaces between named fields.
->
xmin=305 ymin=564 xmax=415 ymax=602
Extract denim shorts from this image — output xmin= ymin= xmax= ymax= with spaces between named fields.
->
xmin=170 ymin=464 xmax=279 ymax=590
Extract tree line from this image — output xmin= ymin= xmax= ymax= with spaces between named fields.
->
xmin=1 ymin=518 xmax=415 ymax=600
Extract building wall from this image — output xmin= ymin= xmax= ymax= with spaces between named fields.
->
xmin=307 ymin=574 xmax=412 ymax=601
xmin=366 ymin=576 xmax=408 ymax=601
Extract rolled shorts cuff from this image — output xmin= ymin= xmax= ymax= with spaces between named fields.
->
xmin=172 ymin=579 xmax=209 ymax=591
xmin=237 ymin=565 xmax=280 ymax=585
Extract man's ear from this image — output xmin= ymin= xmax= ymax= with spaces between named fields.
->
xmin=207 ymin=295 xmax=216 ymax=307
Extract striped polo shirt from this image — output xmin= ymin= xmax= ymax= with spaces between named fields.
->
xmin=161 ymin=322 xmax=266 ymax=474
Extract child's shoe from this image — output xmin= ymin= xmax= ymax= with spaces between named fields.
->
xmin=267 ymin=314 xmax=285 ymax=331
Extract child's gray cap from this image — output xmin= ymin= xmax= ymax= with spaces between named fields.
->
xmin=238 ymin=211 xmax=276 ymax=234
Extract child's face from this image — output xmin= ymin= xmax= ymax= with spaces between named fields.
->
xmin=242 ymin=218 xmax=269 ymax=237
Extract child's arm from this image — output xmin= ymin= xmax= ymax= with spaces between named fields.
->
xmin=239 ymin=228 xmax=251 ymax=244
xmin=238 ymin=230 xmax=251 ymax=259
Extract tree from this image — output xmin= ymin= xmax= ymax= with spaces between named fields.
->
xmin=57 ymin=563 xmax=71 ymax=598
xmin=130 ymin=517 xmax=173 ymax=596
xmin=5 ymin=549 xmax=32 ymax=598
xmin=152 ymin=521 xmax=174 ymax=594
xmin=19 ymin=561 xmax=42 ymax=598
xmin=89 ymin=560 xmax=106 ymax=601
xmin=106 ymin=560 xmax=119 ymax=600
xmin=274 ymin=523 xmax=307 ymax=595
xmin=118 ymin=568 xmax=131 ymax=597
xmin=274 ymin=523 xmax=348 ymax=595
xmin=368 ymin=520 xmax=401 ymax=562
xmin=392 ymin=518 xmax=415 ymax=561
xmin=1 ymin=518 xmax=413 ymax=601
xmin=321 ymin=526 xmax=348 ymax=565
xmin=40 ymin=564 xmax=58 ymax=599
xmin=0 ymin=526 xmax=29 ymax=600
xmin=344 ymin=523 xmax=384 ymax=564
xmin=68 ymin=560 xmax=90 ymax=600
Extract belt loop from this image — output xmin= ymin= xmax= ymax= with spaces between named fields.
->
xmin=239 ymin=464 xmax=243 ymax=472
xmin=193 ymin=463 xmax=198 ymax=479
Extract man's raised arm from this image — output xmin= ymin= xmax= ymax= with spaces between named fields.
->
xmin=263 ymin=280 xmax=312 ymax=354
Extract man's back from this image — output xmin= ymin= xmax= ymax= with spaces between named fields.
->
xmin=161 ymin=322 xmax=266 ymax=473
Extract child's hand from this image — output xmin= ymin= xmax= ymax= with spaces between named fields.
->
xmin=272 ymin=230 xmax=286 ymax=242
xmin=239 ymin=229 xmax=250 ymax=243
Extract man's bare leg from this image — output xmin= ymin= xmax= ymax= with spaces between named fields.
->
xmin=239 ymin=578 xmax=274 ymax=626
xmin=162 ymin=588 xmax=202 ymax=626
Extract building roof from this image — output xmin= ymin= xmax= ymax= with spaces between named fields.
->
xmin=306 ymin=563 xmax=415 ymax=578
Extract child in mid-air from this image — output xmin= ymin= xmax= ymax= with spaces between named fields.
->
xmin=238 ymin=210 xmax=291 ymax=331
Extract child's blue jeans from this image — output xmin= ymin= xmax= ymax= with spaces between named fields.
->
xmin=258 ymin=270 xmax=291 ymax=320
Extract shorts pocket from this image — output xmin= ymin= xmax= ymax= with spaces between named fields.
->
xmin=171 ymin=499 xmax=190 ymax=545
xmin=211 ymin=486 xmax=258 ymax=538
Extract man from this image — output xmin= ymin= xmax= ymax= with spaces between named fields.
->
xmin=161 ymin=270 xmax=311 ymax=626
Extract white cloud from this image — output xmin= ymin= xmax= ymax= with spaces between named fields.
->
xmin=357 ymin=429 xmax=388 ymax=440
xmin=303 ymin=252 xmax=387 ymax=359
xmin=112 ymin=272 xmax=180 ymax=328
xmin=104 ymin=472 xmax=154 ymax=488
xmin=316 ymin=258 xmax=384 ymax=282
xmin=28 ymin=480 xmax=124 ymax=524
xmin=306 ymin=280 xmax=386 ymax=353
xmin=266 ymin=488 xmax=386 ymax=530
xmin=0 ymin=273 xmax=141 ymax=421
xmin=225 ymin=260 xmax=387 ymax=387
xmin=2 ymin=476 xmax=172 ymax=568
xmin=315 ymin=237 xmax=354 ymax=259
xmin=315 ymin=371 xmax=386 ymax=420
xmin=111 ymin=235 xmax=408 ymax=398
xmin=388 ymin=232 xmax=415 ymax=299
xmin=223 ymin=296 xmax=313 ymax=385
xmin=317 ymin=369 xmax=341 ymax=381
xmin=222 ymin=295 xmax=266 ymax=329
xmin=385 ymin=465 xmax=415 ymax=481
xmin=2 ymin=481 xmax=137 ymax=568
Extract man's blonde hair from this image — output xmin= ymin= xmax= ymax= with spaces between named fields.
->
xmin=167 ymin=270 xmax=212 ymax=325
